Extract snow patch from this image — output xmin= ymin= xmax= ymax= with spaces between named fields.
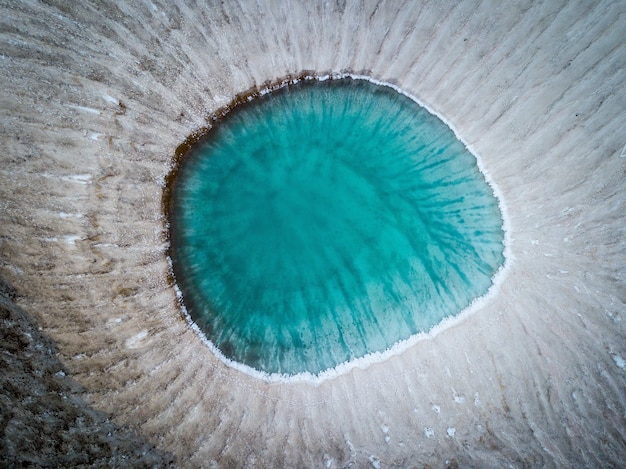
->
xmin=102 ymin=94 xmax=119 ymax=105
xmin=63 ymin=174 xmax=92 ymax=184
xmin=452 ymin=388 xmax=465 ymax=403
xmin=126 ymin=330 xmax=148 ymax=349
xmin=368 ymin=455 xmax=381 ymax=469
xmin=63 ymin=235 xmax=82 ymax=245
xmin=611 ymin=353 xmax=625 ymax=369
xmin=380 ymin=424 xmax=390 ymax=442
xmin=67 ymin=104 xmax=101 ymax=115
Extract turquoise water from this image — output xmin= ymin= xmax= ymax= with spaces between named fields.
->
xmin=169 ymin=78 xmax=504 ymax=376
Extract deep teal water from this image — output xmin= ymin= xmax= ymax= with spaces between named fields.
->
xmin=169 ymin=78 xmax=504 ymax=376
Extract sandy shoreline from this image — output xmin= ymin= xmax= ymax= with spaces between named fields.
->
xmin=1 ymin=0 xmax=624 ymax=466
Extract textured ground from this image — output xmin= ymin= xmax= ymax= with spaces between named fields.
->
xmin=0 ymin=0 xmax=625 ymax=467
xmin=0 ymin=277 xmax=175 ymax=467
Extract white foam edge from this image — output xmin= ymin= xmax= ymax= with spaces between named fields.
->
xmin=166 ymin=72 xmax=515 ymax=385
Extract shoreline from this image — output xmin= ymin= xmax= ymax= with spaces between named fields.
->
xmin=164 ymin=72 xmax=514 ymax=385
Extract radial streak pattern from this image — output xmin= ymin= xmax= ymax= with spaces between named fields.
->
xmin=0 ymin=0 xmax=624 ymax=467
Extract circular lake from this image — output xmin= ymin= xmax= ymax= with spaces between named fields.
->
xmin=168 ymin=77 xmax=505 ymax=376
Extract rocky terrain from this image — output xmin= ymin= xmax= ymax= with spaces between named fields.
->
xmin=0 ymin=277 xmax=175 ymax=468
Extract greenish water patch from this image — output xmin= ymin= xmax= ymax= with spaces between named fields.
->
xmin=168 ymin=77 xmax=504 ymax=376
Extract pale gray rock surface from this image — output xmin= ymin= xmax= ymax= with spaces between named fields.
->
xmin=0 ymin=0 xmax=624 ymax=467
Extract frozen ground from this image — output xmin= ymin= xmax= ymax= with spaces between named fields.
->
xmin=0 ymin=0 xmax=624 ymax=467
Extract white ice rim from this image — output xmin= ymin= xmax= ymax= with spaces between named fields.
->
xmin=165 ymin=72 xmax=514 ymax=385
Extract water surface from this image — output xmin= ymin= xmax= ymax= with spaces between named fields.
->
xmin=169 ymin=78 xmax=504 ymax=376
